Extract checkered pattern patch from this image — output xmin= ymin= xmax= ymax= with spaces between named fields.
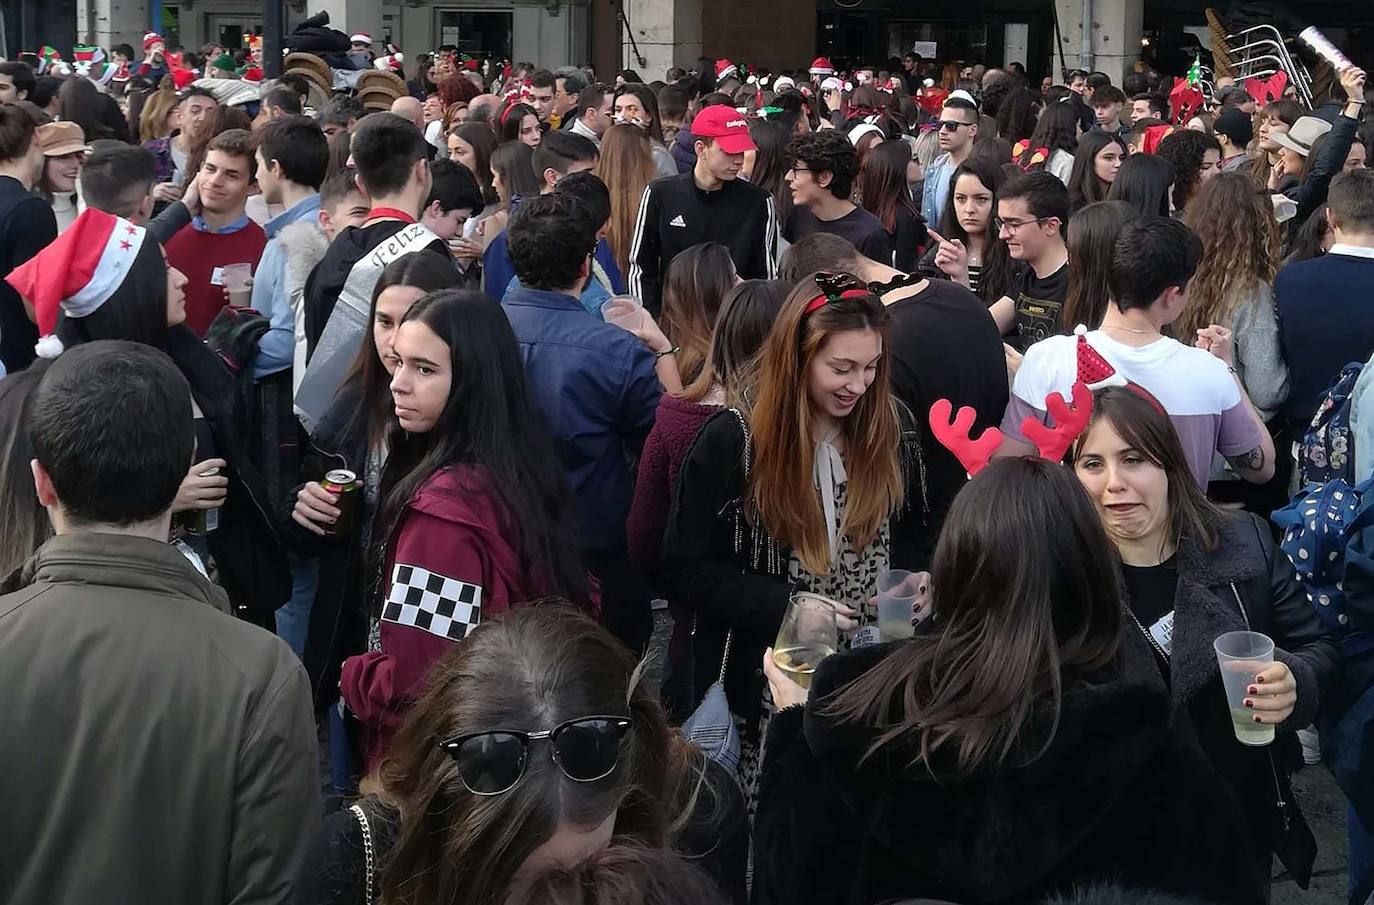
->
xmin=381 ymin=563 xmax=482 ymax=642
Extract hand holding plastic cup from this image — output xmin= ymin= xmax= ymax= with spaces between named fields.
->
xmin=1213 ymin=630 xmax=1276 ymax=747
xmin=223 ymin=263 xmax=253 ymax=307
xmin=601 ymin=294 xmax=644 ymax=332
xmin=876 ymin=569 xmax=926 ymax=641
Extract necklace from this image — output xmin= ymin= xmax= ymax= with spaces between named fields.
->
xmin=1102 ymin=324 xmax=1159 ymax=336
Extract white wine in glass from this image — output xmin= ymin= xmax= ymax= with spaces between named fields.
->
xmin=772 ymin=592 xmax=840 ymax=692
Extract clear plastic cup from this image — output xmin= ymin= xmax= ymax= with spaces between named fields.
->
xmin=1213 ymin=631 xmax=1276 ymax=747
xmin=223 ymin=263 xmax=253 ymax=307
xmin=876 ymin=569 xmax=922 ymax=641
xmin=601 ymin=294 xmax=644 ymax=332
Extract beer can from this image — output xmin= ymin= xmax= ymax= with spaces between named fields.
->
xmin=321 ymin=468 xmax=360 ymax=536
xmin=185 ymin=466 xmax=221 ymax=535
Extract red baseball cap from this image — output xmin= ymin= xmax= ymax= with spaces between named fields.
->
xmin=690 ymin=106 xmax=756 ymax=154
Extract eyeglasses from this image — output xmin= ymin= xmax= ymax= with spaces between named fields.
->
xmin=994 ymin=216 xmax=1050 ymax=234
xmin=435 ymin=716 xmax=632 ymax=795
xmin=937 ymin=120 xmax=972 ymax=132
xmin=787 ymin=166 xmax=813 ymax=174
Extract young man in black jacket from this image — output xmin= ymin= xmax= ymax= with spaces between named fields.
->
xmin=628 ymin=105 xmax=778 ymax=315
xmin=0 ymin=106 xmax=56 ymax=373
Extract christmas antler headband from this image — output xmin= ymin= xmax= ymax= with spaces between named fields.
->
xmin=929 ymin=380 xmax=1094 ymax=476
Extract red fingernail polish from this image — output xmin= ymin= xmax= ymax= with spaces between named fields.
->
xmin=1253 ymin=715 xmax=1262 ymax=723
xmin=1255 ymin=676 xmax=1265 ymax=684
xmin=1248 ymin=686 xmax=1257 ymax=695
xmin=1244 ymin=700 xmax=1253 ymax=708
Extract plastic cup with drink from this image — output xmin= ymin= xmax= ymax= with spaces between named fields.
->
xmin=1212 ymin=630 xmax=1276 ymax=747
xmin=875 ymin=568 xmax=928 ymax=641
xmin=601 ymin=295 xmax=645 ymax=333
xmin=223 ymin=263 xmax=254 ymax=307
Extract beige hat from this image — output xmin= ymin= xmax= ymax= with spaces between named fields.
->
xmin=283 ymin=52 xmax=333 ymax=95
xmin=37 ymin=121 xmax=90 ymax=157
xmin=1272 ymin=116 xmax=1333 ymax=158
xmin=355 ymin=69 xmax=405 ymax=97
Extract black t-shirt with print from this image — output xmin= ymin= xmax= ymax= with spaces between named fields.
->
xmin=1009 ymin=261 xmax=1069 ymax=352
xmin=1122 ymin=556 xmax=1179 ymax=672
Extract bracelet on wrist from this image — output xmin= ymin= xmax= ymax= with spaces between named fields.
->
xmin=655 ymin=345 xmax=680 ymax=360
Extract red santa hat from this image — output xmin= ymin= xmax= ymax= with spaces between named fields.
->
xmin=809 ymin=57 xmax=834 ymax=77
xmin=715 ymin=59 xmax=737 ymax=81
xmin=5 ymin=209 xmax=148 ymax=359
xmin=143 ymin=32 xmax=164 ymax=54
xmin=172 ymin=68 xmax=198 ymax=90
xmin=241 ymin=66 xmax=263 ymax=83
xmin=350 ymin=33 xmax=374 ymax=45
xmin=1074 ymin=325 xmax=1128 ymax=389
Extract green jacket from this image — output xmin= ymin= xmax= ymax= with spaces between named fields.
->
xmin=0 ymin=532 xmax=319 ymax=904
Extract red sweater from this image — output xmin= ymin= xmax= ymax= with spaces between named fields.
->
xmin=164 ymin=219 xmax=267 ymax=336
xmin=626 ymin=394 xmax=721 ymax=569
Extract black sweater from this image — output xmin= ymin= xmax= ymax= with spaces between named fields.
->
xmin=627 ymin=173 xmax=778 ymax=316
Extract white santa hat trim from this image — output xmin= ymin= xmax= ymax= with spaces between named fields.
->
xmin=69 ymin=224 xmax=147 ymax=314
xmin=351 ymin=33 xmax=373 ymax=44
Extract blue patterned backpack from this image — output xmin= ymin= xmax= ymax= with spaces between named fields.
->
xmin=1298 ymin=361 xmax=1363 ymax=487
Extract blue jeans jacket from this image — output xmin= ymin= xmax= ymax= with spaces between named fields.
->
xmin=920 ymin=152 xmax=955 ymax=228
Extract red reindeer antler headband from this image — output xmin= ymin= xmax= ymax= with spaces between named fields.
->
xmin=929 ymin=380 xmax=1094 ymax=475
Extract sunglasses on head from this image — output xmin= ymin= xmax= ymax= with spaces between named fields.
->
xmin=435 ymin=715 xmax=632 ymax=795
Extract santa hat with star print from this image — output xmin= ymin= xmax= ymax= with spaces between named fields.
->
xmin=4 ymin=209 xmax=148 ymax=359
xmin=1074 ymin=325 xmax=1128 ymax=389
xmin=715 ymin=59 xmax=737 ymax=81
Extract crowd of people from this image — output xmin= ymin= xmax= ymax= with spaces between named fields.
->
xmin=0 ymin=22 xmax=1372 ymax=905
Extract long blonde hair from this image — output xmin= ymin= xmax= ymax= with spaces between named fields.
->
xmin=1179 ymin=171 xmax=1278 ymax=338
xmin=595 ymin=124 xmax=656 ymax=277
xmin=748 ymin=274 xmax=903 ymax=575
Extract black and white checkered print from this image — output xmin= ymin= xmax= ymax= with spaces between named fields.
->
xmin=381 ymin=564 xmax=482 ymax=642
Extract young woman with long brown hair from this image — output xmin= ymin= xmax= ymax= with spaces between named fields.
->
xmin=1072 ymin=387 xmax=1336 ymax=893
xmin=595 ymin=123 xmax=657 ymax=278
xmin=918 ymin=157 xmax=1018 ymax=304
xmin=299 ymin=606 xmax=748 ymax=905
xmin=1066 ymin=130 xmax=1126 ymax=211
xmin=1179 ymin=171 xmax=1288 ymax=420
xmin=662 ymin=272 xmax=926 ymax=800
xmin=627 ymin=279 xmax=788 ymax=716
xmin=659 ymin=242 xmax=738 ymax=387
xmin=856 ymin=139 xmax=925 ymax=272
xmin=1251 ymin=98 xmax=1303 ymax=189
xmin=1059 ymin=199 xmax=1135 ymax=332
xmin=753 ymin=455 xmax=1267 ymax=905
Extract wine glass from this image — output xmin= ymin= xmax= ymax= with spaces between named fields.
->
xmin=771 ymin=592 xmax=840 ymax=690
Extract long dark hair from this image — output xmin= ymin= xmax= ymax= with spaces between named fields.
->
xmin=661 ymin=243 xmax=737 ymax=387
xmin=1107 ymin=153 xmax=1174 ymax=218
xmin=490 ymin=141 xmax=540 ymax=202
xmin=56 ymin=239 xmax=169 ymax=351
xmin=747 ymin=118 xmax=794 ymax=225
xmin=450 ymin=121 xmax=499 ymax=206
xmin=374 ymin=290 xmax=591 ymax=607
xmin=826 ymin=456 xmax=1123 ymax=773
xmin=341 ymin=251 xmax=462 ymax=451
xmin=1283 ymin=203 xmax=1331 ymax=266
xmin=1073 ymin=386 xmax=1225 ymax=553
xmin=498 ymin=102 xmax=539 ymax=145
xmin=58 ymin=77 xmax=127 ymax=143
xmin=1067 ymin=130 xmax=1127 ymax=211
xmin=1020 ymin=99 xmax=1079 ymax=169
xmin=1062 ymin=200 xmax=1136 ymax=331
xmin=613 ymin=83 xmax=665 ymax=144
xmin=376 ymin=606 xmax=691 ymax=905
xmin=857 ymin=140 xmax=920 ymax=234
xmin=683 ymin=279 xmax=788 ymax=409
xmin=937 ymin=157 xmax=1016 ymax=304
xmin=996 ymin=88 xmax=1043 ymax=144
xmin=0 ymin=362 xmax=53 ymax=576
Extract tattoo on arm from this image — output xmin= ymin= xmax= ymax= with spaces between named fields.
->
xmin=1226 ymin=445 xmax=1267 ymax=473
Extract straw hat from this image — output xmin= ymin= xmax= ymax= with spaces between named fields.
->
xmin=355 ymin=70 xmax=406 ymax=111
xmin=283 ymin=52 xmax=333 ymax=95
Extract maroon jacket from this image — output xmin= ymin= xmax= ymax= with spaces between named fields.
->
xmin=626 ymin=394 xmax=721 ymax=569
xmin=340 ymin=465 xmax=533 ymax=762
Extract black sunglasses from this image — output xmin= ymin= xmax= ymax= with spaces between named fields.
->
xmin=436 ymin=716 xmax=632 ymax=795
xmin=937 ymin=120 xmax=972 ymax=132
